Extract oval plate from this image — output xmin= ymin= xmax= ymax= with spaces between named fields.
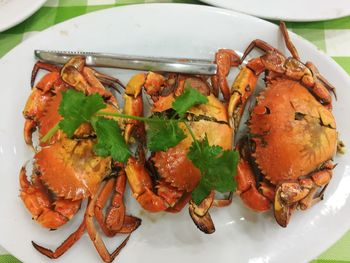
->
xmin=0 ymin=4 xmax=349 ymax=263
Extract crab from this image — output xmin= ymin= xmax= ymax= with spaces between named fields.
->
xmin=20 ymin=57 xmax=141 ymax=262
xmin=120 ymin=62 xmax=240 ymax=233
xmin=228 ymin=22 xmax=338 ymax=227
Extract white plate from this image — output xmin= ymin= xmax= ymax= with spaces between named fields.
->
xmin=0 ymin=4 xmax=349 ymax=263
xmin=200 ymin=0 xmax=350 ymax=21
xmin=0 ymin=0 xmax=46 ymax=32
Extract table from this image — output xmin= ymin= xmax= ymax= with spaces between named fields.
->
xmin=0 ymin=1 xmax=349 ymax=262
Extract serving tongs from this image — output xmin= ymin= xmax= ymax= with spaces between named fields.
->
xmin=34 ymin=50 xmax=217 ymax=75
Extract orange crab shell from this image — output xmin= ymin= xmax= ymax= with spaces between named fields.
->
xmin=36 ymin=138 xmax=112 ymax=201
xmin=249 ymin=79 xmax=337 ymax=185
xmin=152 ymin=94 xmax=233 ymax=192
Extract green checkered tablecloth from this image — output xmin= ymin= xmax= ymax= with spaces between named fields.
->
xmin=1 ymin=0 xmax=350 ymax=262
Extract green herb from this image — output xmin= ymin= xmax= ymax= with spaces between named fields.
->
xmin=59 ymin=89 xmax=106 ymax=137
xmin=172 ymin=82 xmax=208 ymax=116
xmin=146 ymin=114 xmax=186 ymax=152
xmin=91 ymin=117 xmax=131 ymax=163
xmin=187 ymin=136 xmax=239 ymax=205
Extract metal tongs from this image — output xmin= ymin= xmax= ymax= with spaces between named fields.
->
xmin=34 ymin=50 xmax=217 ymax=75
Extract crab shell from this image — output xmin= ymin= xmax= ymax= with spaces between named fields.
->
xmin=36 ymin=138 xmax=112 ymax=201
xmin=249 ymin=79 xmax=337 ymax=185
xmin=152 ymin=94 xmax=233 ymax=192
xmin=33 ymin=87 xmax=113 ymax=201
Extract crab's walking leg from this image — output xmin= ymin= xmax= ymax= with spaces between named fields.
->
xmin=94 ymin=178 xmax=117 ymax=237
xmin=305 ymin=61 xmax=336 ymax=107
xmin=94 ymin=171 xmax=141 ymax=237
xmin=86 ymin=181 xmax=131 ymax=263
xmin=279 ymin=22 xmax=300 ymax=60
xmin=211 ymin=49 xmax=240 ymax=101
xmin=31 ymin=61 xmax=61 ymax=87
xmin=87 ymin=67 xmax=125 ymax=91
xmin=279 ymin=22 xmax=335 ymax=107
xmin=240 ymin=39 xmax=284 ymax=63
xmin=32 ymin=215 xmax=86 ymax=259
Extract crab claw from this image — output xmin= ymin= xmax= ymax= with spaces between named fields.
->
xmin=236 ymin=160 xmax=271 ymax=212
xmin=274 ymin=184 xmax=298 ymax=227
xmin=188 ymin=192 xmax=215 ymax=234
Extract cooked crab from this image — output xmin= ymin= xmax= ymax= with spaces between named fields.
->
xmin=121 ymin=69 xmax=240 ymax=233
xmin=20 ymin=57 xmax=140 ymax=262
xmin=229 ymin=22 xmax=338 ymax=227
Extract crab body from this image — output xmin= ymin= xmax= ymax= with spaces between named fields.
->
xmin=230 ymin=23 xmax=338 ymax=227
xmin=250 ymin=79 xmax=336 ymax=184
xmin=123 ymin=71 xmax=236 ymax=233
xmin=20 ymin=57 xmax=140 ymax=262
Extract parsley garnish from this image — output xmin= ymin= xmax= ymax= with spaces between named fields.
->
xmin=172 ymin=82 xmax=208 ymax=117
xmin=41 ymin=90 xmax=106 ymax=142
xmin=187 ymin=136 xmax=238 ymax=204
xmin=59 ymin=89 xmax=106 ymax=137
xmin=91 ymin=117 xmax=131 ymax=163
xmin=146 ymin=114 xmax=186 ymax=152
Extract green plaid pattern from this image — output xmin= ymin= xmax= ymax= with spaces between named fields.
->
xmin=0 ymin=1 xmax=349 ymax=262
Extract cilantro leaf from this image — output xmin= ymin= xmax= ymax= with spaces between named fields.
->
xmin=91 ymin=117 xmax=130 ymax=163
xmin=146 ymin=114 xmax=186 ymax=152
xmin=172 ymin=83 xmax=208 ymax=116
xmin=58 ymin=89 xmax=106 ymax=137
xmin=187 ymin=136 xmax=239 ymax=205
xmin=191 ymin=181 xmax=211 ymax=205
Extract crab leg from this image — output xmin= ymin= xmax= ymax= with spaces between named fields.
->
xmin=31 ymin=61 xmax=61 ymax=87
xmin=125 ymin=156 xmax=169 ymax=212
xmin=94 ymin=171 xmax=141 ymax=237
xmin=235 ymin=160 xmax=271 ymax=212
xmin=211 ymin=49 xmax=240 ymax=101
xmin=240 ymin=39 xmax=284 ymax=63
xmin=228 ymin=65 xmax=258 ymax=131
xmin=87 ymin=67 xmax=125 ymax=91
xmin=123 ymin=73 xmax=146 ymax=143
xmin=189 ymin=191 xmax=215 ymax=234
xmin=32 ymin=215 xmax=86 ymax=259
xmin=279 ymin=22 xmax=300 ymax=60
xmin=123 ymin=72 xmax=167 ymax=143
xmin=212 ymin=192 xmax=234 ymax=207
xmin=305 ymin=61 xmax=335 ymax=108
xmin=86 ymin=181 xmax=131 ymax=263
xmin=274 ymin=162 xmax=334 ymax=227
xmin=94 ymin=178 xmax=117 ymax=237
xmin=280 ymin=21 xmax=336 ymax=102
xmin=24 ymin=71 xmax=61 ymax=147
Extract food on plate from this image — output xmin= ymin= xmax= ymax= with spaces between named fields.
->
xmin=20 ymin=57 xmax=141 ymax=262
xmin=232 ymin=22 xmax=338 ymax=227
xmin=122 ymin=72 xmax=238 ymax=234
xmin=19 ymin=54 xmax=240 ymax=261
xmin=18 ymin=20 xmax=341 ymax=262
